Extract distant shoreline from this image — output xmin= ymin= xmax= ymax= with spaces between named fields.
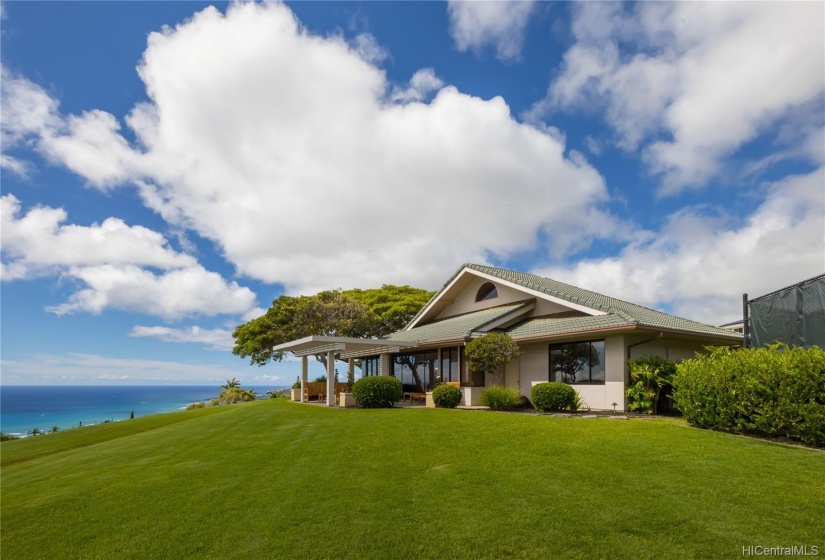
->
xmin=0 ymin=385 xmax=286 ymax=436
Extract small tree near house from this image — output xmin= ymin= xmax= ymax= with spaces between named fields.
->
xmin=465 ymin=333 xmax=522 ymax=386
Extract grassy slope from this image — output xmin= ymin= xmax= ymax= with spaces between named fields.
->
xmin=1 ymin=399 xmax=823 ymax=560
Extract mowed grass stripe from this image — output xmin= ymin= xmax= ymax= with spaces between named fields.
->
xmin=2 ymin=399 xmax=823 ymax=560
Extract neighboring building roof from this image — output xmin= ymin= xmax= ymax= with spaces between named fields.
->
xmin=387 ymin=302 xmax=531 ymax=343
xmin=405 ymin=263 xmax=742 ymax=342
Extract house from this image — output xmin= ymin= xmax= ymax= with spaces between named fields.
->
xmin=275 ymin=264 xmax=743 ymax=410
xmin=719 ymin=320 xmax=744 ymax=333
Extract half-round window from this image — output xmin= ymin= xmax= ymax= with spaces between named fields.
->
xmin=476 ymin=282 xmax=498 ymax=302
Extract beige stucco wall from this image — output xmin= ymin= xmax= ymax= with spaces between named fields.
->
xmin=436 ymin=278 xmax=525 ymax=319
xmin=435 ymin=277 xmax=573 ymax=321
xmin=626 ymin=336 xmax=713 ymax=363
xmin=512 ymin=335 xmax=627 ymax=411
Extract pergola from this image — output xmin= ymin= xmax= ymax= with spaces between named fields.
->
xmin=272 ymin=336 xmax=419 ymax=406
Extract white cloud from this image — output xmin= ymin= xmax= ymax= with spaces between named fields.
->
xmin=5 ymin=2 xmax=610 ymax=295
xmin=531 ymin=2 xmax=825 ymax=193
xmin=534 ymin=167 xmax=825 ymax=325
xmin=0 ymin=154 xmax=32 ymax=177
xmin=447 ymin=0 xmax=535 ymax=61
xmin=47 ymin=264 xmax=256 ymax=320
xmin=390 ymin=68 xmax=444 ymax=103
xmin=1 ymin=194 xmax=257 ymax=319
xmin=350 ymin=32 xmax=389 ymax=64
xmin=129 ymin=325 xmax=234 ymax=351
xmin=0 ymin=193 xmax=195 ymax=279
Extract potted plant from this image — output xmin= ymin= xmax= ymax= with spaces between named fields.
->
xmin=291 ymin=376 xmax=301 ymax=402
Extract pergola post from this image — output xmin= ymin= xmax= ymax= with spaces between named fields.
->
xmin=326 ymin=351 xmax=335 ymax=406
xmin=301 ymin=356 xmax=308 ymax=403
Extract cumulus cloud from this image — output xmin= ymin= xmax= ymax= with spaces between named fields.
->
xmin=0 ymin=193 xmax=195 ymax=279
xmin=46 ymin=264 xmax=256 ymax=320
xmin=529 ymin=2 xmax=825 ymax=193
xmin=1 ymin=194 xmax=256 ymax=319
xmin=129 ymin=325 xmax=234 ymax=351
xmin=534 ymin=167 xmax=825 ymax=325
xmin=390 ymin=68 xmax=444 ymax=103
xmin=447 ymin=0 xmax=535 ymax=60
xmin=4 ymin=2 xmax=610 ymax=295
xmin=0 ymin=67 xmax=61 ymax=175
xmin=350 ymin=32 xmax=389 ymax=64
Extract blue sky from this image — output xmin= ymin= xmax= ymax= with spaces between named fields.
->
xmin=1 ymin=1 xmax=823 ymax=386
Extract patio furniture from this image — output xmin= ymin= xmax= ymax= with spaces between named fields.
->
xmin=403 ymin=392 xmax=427 ymax=405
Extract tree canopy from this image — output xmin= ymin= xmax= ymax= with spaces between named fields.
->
xmin=465 ymin=332 xmax=522 ymax=385
xmin=232 ymin=285 xmax=434 ymax=369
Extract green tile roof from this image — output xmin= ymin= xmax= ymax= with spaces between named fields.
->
xmin=388 ymin=302 xmax=529 ymax=343
xmin=464 ymin=264 xmax=742 ymax=340
xmin=402 ymin=263 xmax=742 ymax=342
xmin=499 ymin=314 xmax=634 ymax=339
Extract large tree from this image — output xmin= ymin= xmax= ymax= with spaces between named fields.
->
xmin=232 ymin=285 xmax=433 ymax=370
xmin=343 ymin=285 xmax=434 ymax=337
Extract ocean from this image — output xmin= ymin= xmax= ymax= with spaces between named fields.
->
xmin=0 ymin=385 xmax=285 ymax=436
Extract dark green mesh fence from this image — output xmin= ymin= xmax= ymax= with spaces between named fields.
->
xmin=749 ymin=274 xmax=825 ymax=349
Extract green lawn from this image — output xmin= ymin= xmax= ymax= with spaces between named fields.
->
xmin=2 ymin=399 xmax=823 ymax=559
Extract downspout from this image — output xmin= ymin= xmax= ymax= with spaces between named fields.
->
xmin=626 ymin=331 xmax=664 ymax=361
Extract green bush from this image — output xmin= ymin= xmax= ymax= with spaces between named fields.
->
xmin=531 ymin=382 xmax=576 ymax=412
xmin=480 ymin=385 xmax=522 ymax=411
xmin=187 ymin=401 xmax=206 ymax=410
xmin=352 ymin=376 xmax=403 ymax=408
xmin=673 ymin=344 xmax=825 ymax=445
xmin=217 ymin=387 xmax=256 ymax=405
xmin=626 ymin=355 xmax=677 ymax=414
xmin=432 ymin=384 xmax=462 ymax=408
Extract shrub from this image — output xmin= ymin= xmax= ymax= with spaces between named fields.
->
xmin=480 ymin=385 xmax=522 ymax=411
xmin=0 ymin=432 xmax=19 ymax=442
xmin=673 ymin=344 xmax=825 ymax=445
xmin=352 ymin=376 xmax=403 ymax=408
xmin=218 ymin=387 xmax=256 ymax=405
xmin=432 ymin=384 xmax=462 ymax=408
xmin=187 ymin=401 xmax=206 ymax=410
xmin=626 ymin=355 xmax=677 ymax=414
xmin=292 ymin=376 xmax=301 ymax=390
xmin=531 ymin=382 xmax=576 ymax=412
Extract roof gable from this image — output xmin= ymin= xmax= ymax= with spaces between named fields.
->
xmin=405 ymin=263 xmax=741 ymax=341
xmin=406 ymin=265 xmax=605 ymax=330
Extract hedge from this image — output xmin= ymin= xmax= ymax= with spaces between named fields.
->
xmin=531 ymin=382 xmax=576 ymax=412
xmin=432 ymin=384 xmax=462 ymax=408
xmin=351 ymin=376 xmax=403 ymax=408
xmin=673 ymin=344 xmax=825 ymax=445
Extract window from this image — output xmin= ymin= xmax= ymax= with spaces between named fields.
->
xmin=392 ymin=351 xmax=439 ymax=392
xmin=440 ymin=347 xmax=461 ymax=383
xmin=475 ymin=282 xmax=498 ymax=302
xmin=361 ymin=356 xmax=380 ymax=377
xmin=549 ymin=340 xmax=605 ymax=384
